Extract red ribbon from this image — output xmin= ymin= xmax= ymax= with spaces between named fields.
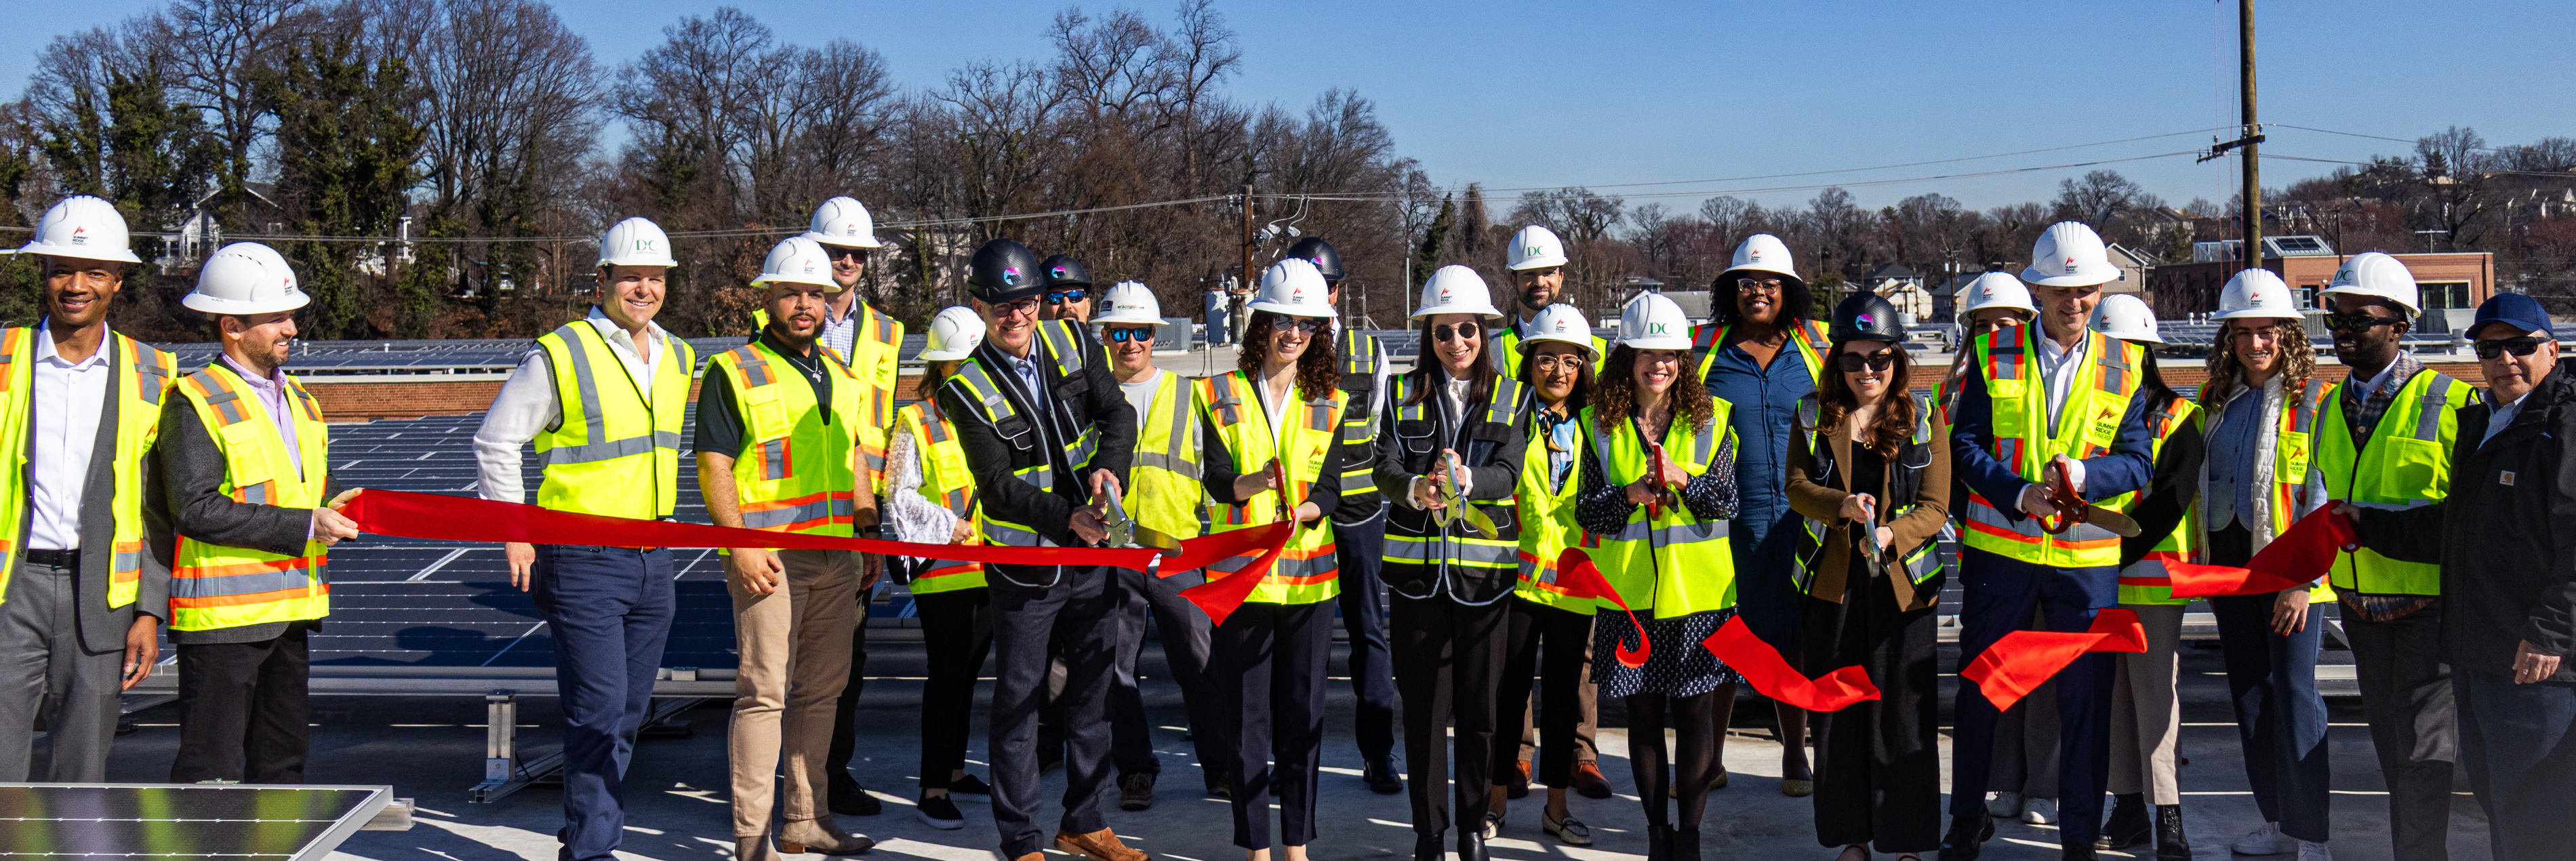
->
xmin=1175 ymin=523 xmax=1295 ymax=628
xmin=2165 ymin=504 xmax=2356 ymax=599
xmin=1701 ymin=615 xmax=1882 ymax=712
xmin=342 ymin=488 xmax=1284 ymax=586
xmin=1550 ymin=548 xmax=1651 ymax=668
xmin=1958 ymin=607 xmax=2149 ymax=711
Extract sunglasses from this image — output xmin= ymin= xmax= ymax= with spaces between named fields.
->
xmin=1737 ymin=277 xmax=1784 ymax=294
xmin=1434 ymin=322 xmax=1482 ymax=342
xmin=1835 ymin=350 xmax=1899 ymax=372
xmin=824 ymin=247 xmax=867 ymax=262
xmin=1045 ymin=289 xmax=1088 ymax=305
xmin=1270 ymin=317 xmax=1326 ymax=334
xmin=2320 ymin=312 xmax=2403 ymax=332
xmin=2475 ymin=336 xmax=2548 ymax=360
xmin=1105 ymin=327 xmax=1155 ymax=343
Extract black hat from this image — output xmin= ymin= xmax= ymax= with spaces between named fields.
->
xmin=1283 ymin=237 xmax=1344 ymax=282
xmin=1041 ymin=254 xmax=1091 ymax=288
xmin=1829 ymin=292 xmax=1905 ymax=344
xmin=968 ymin=239 xmax=1044 ymax=302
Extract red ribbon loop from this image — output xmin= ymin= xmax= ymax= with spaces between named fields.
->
xmin=1550 ymin=549 xmax=1651 ymax=668
xmin=1958 ymin=607 xmax=2149 ymax=711
xmin=2166 ymin=504 xmax=2356 ymax=599
xmin=1701 ymin=616 xmax=1882 ymax=712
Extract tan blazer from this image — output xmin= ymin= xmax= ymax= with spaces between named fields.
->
xmin=1784 ymin=404 xmax=1952 ymax=611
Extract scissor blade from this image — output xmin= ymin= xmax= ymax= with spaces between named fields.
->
xmin=2081 ymin=504 xmax=2144 ymax=538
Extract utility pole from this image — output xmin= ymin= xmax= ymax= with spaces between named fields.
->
xmin=1240 ymin=183 xmax=1255 ymax=297
xmin=2197 ymin=0 xmax=2266 ymax=278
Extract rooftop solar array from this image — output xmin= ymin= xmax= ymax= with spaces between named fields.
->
xmin=0 ymin=783 xmax=393 ymax=860
xmin=148 ymin=334 xmax=952 ymax=375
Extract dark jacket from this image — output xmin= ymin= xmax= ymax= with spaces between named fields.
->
xmin=2358 ymin=358 xmax=2576 ymax=680
xmin=9 ymin=333 xmax=176 ymax=653
xmin=2120 ymin=408 xmax=2205 ymax=569
xmin=1949 ymin=332 xmax=2159 ymax=521
xmin=1371 ymin=369 xmax=1528 ymax=604
xmin=158 ymin=361 xmax=338 ymax=645
xmin=935 ymin=323 xmax=1135 ymax=578
xmin=1199 ymin=382 xmax=1347 ymax=519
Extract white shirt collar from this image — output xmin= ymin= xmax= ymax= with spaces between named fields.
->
xmin=32 ymin=320 xmax=110 ymax=369
xmin=586 ymin=305 xmax=668 ymax=347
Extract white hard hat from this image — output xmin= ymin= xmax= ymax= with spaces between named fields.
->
xmin=2317 ymin=252 xmax=2420 ymax=315
xmin=1506 ymin=224 xmax=1569 ymax=271
xmin=1092 ymin=280 xmax=1164 ymax=325
xmin=1617 ymin=292 xmax=1693 ymax=350
xmin=19 ymin=195 xmax=141 ymax=264
xmin=2021 ymin=222 xmax=2119 ymax=287
xmin=598 ymin=217 xmax=679 ymax=269
xmin=1518 ymin=304 xmax=1598 ymax=358
xmin=919 ymin=306 xmax=986 ymax=361
xmin=2212 ymin=268 xmax=2300 ymax=321
xmin=182 ymin=242 xmax=310 ymax=315
xmin=1956 ymin=272 xmax=2038 ymax=316
xmin=1249 ymin=258 xmax=1334 ymax=317
xmin=2087 ymin=294 xmax=2163 ymax=343
xmin=801 ymin=196 xmax=883 ymax=249
xmin=1718 ymin=233 xmax=1800 ymax=286
xmin=751 ymin=236 xmax=841 ymax=290
xmin=1412 ymin=264 xmax=1503 ymax=319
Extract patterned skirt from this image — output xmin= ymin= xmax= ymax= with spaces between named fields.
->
xmin=1591 ymin=606 xmax=1743 ymax=698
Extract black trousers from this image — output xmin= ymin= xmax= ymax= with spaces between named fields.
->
xmin=2347 ymin=607 xmax=2457 ymax=861
xmin=915 ymin=587 xmax=995 ymax=790
xmin=1494 ymin=596 xmax=1592 ymax=786
xmin=988 ymin=565 xmax=1125 ymax=858
xmin=1111 ymin=565 xmax=1226 ymax=780
xmin=1333 ymin=511 xmax=1399 ymax=761
xmin=823 ymin=576 xmax=874 ymax=788
xmin=1804 ymin=578 xmax=1941 ymax=854
xmin=171 ymin=626 xmax=311 ymax=784
xmin=1390 ymin=594 xmax=1510 ymax=835
xmin=1215 ymin=600 xmax=1333 ymax=849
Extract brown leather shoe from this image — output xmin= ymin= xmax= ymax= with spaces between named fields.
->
xmin=1054 ymin=828 xmax=1146 ymax=861
xmin=1571 ymin=761 xmax=1613 ymax=799
xmin=1014 ymin=854 xmax=1044 ymax=861
xmin=778 ymin=816 xmax=873 ymax=855
xmin=1508 ymin=759 xmax=1532 ymax=799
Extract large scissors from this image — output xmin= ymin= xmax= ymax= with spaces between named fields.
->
xmin=2032 ymin=462 xmax=2141 ymax=538
xmin=1432 ymin=449 xmax=1499 ymax=540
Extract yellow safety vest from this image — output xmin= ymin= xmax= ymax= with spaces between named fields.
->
xmin=752 ymin=305 xmax=904 ymax=494
xmin=2316 ymin=369 xmax=2470 ymax=596
xmin=1125 ymin=369 xmax=1205 ymax=542
xmin=1583 ymin=401 xmax=1737 ymax=618
xmin=0 ymin=328 xmax=172 ymax=609
xmin=532 ymin=321 xmax=694 ymax=519
xmin=1492 ymin=324 xmax=1610 ymax=378
xmin=2117 ymin=395 xmax=2205 ymax=606
xmin=1512 ymin=408 xmax=1597 ymax=612
xmin=943 ymin=320 xmax=1098 ymax=547
xmin=1788 ymin=393 xmax=1944 ymax=597
xmin=1692 ymin=319 xmax=1827 ymax=388
xmin=1199 ymin=370 xmax=1344 ymax=605
xmin=1335 ymin=327 xmax=1384 ymax=508
xmin=1956 ymin=327 xmax=2146 ymax=569
xmin=708 ymin=340 xmax=863 ymax=538
xmin=1381 ymin=376 xmax=1529 ymax=595
xmin=897 ymin=400 xmax=984 ymax=593
xmin=169 ymin=363 xmax=331 ymax=632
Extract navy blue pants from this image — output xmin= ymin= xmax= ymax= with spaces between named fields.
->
xmin=1333 ymin=507 xmax=1398 ymax=762
xmin=2211 ymin=595 xmax=2333 ymax=842
xmin=1110 ymin=564 xmax=1226 ymax=780
xmin=2455 ymin=669 xmax=2576 ymax=861
xmin=531 ymin=545 xmax=675 ymax=861
xmin=1948 ymin=548 xmax=2116 ymax=845
xmin=988 ymin=565 xmax=1125 ymax=859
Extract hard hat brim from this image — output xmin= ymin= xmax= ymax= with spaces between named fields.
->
xmin=1619 ymin=336 xmax=1692 ymax=351
xmin=918 ymin=346 xmax=977 ymax=361
xmin=2209 ymin=308 xmax=2303 ymax=321
xmin=19 ymin=243 xmax=142 ymax=265
xmin=1091 ymin=311 xmax=1166 ymax=325
xmin=1716 ymin=264 xmax=1804 ymax=290
xmin=2316 ymin=284 xmax=2420 ymax=315
xmin=598 ymin=256 xmax=681 ymax=269
xmin=1506 ymin=254 xmax=1569 ymax=271
xmin=969 ymin=283 xmax=1045 ymax=304
xmin=752 ymin=273 xmax=845 ymax=291
xmin=1518 ymin=334 xmax=1598 ymax=359
xmin=1410 ymin=301 xmax=1504 ymax=319
xmin=2017 ymin=266 xmax=2117 ymax=288
xmin=1246 ymin=299 xmax=1333 ymax=317
xmin=2113 ymin=332 xmax=2167 ymax=344
xmin=801 ymin=231 xmax=884 ymax=249
xmin=182 ymin=291 xmax=311 ymax=315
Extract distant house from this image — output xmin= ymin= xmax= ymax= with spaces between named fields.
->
xmin=1860 ymin=263 xmax=1933 ymax=321
xmin=2105 ymin=243 xmax=2155 ymax=296
xmin=2150 ymin=235 xmax=2495 ymax=334
xmin=168 ymin=183 xmax=285 ymax=270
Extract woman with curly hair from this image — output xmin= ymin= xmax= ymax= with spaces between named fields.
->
xmin=1194 ymin=259 xmax=1350 ymax=861
xmin=1576 ymin=292 xmax=1743 ymax=861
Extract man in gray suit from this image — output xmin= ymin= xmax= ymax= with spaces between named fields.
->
xmin=0 ymin=195 xmax=177 ymax=782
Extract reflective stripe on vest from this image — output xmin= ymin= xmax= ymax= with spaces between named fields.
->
xmin=170 ymin=365 xmax=331 ymax=631
xmin=2316 ymin=370 xmax=2468 ymax=596
xmin=0 ymin=329 xmax=170 ymax=611
xmin=1124 ymin=369 xmax=1204 ymax=542
xmin=898 ymin=400 xmax=986 ymax=593
xmin=1336 ymin=327 xmax=1383 ymax=498
xmin=1582 ymin=400 xmax=1738 ymax=618
xmin=1692 ymin=319 xmax=1825 ymax=388
xmin=1512 ymin=410 xmax=1598 ymax=612
xmin=1959 ymin=327 xmax=2144 ymax=569
xmin=712 ymin=341 xmax=863 ymax=538
xmin=1199 ymin=370 xmax=1344 ymax=605
xmin=532 ymin=321 xmax=693 ymax=519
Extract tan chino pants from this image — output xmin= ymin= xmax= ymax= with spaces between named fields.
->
xmin=729 ymin=548 xmax=859 ymax=837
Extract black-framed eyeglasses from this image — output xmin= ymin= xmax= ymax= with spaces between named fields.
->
xmin=1272 ymin=317 xmax=1325 ymax=334
xmin=2475 ymin=336 xmax=2548 ymax=360
xmin=1045 ymin=289 xmax=1088 ymax=305
xmin=824 ymin=246 xmax=867 ymax=262
xmin=1835 ymin=349 xmax=1898 ymax=372
xmin=1105 ymin=326 xmax=1155 ymax=343
xmin=1737 ymin=277 xmax=1784 ymax=294
xmin=1434 ymin=321 xmax=1482 ymax=342
xmin=2320 ymin=312 xmax=2402 ymax=332
xmin=992 ymin=297 xmax=1041 ymax=317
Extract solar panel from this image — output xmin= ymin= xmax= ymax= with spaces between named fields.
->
xmin=0 ymin=783 xmax=393 ymax=860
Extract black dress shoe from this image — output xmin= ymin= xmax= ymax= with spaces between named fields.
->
xmin=948 ymin=774 xmax=992 ymax=797
xmin=2153 ymin=805 xmax=2192 ymax=860
xmin=1117 ymin=771 xmax=1154 ymax=811
xmin=828 ymin=774 xmax=881 ymax=816
xmin=1456 ymin=830 xmax=1489 ymax=861
xmin=1413 ymin=831 xmax=1445 ymax=861
xmin=1939 ymin=814 xmax=1992 ymax=860
xmin=2059 ymin=843 xmax=2096 ymax=860
xmin=2096 ymin=793 xmax=2149 ymax=849
xmin=1363 ymin=757 xmax=1404 ymax=795
xmin=1671 ymin=828 xmax=1702 ymax=861
xmin=1647 ymin=824 xmax=1674 ymax=861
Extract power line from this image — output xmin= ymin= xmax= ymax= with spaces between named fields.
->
xmin=1453 ymin=127 xmax=2236 ymax=194
xmin=1302 ymin=151 xmax=2205 ymax=203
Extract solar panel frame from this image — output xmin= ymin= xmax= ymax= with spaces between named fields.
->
xmin=0 ymin=782 xmax=393 ymax=861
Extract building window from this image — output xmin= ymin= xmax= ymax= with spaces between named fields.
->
xmin=2297 ymin=285 xmax=2320 ymax=309
xmin=2421 ymin=281 xmax=2470 ymax=310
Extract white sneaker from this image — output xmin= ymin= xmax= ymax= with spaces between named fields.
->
xmin=2295 ymin=840 xmax=2333 ymax=861
xmin=2019 ymin=797 xmax=2057 ymax=825
xmin=2230 ymin=822 xmax=2295 ymax=856
xmin=1985 ymin=791 xmax=2021 ymax=818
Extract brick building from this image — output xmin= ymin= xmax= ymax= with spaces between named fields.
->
xmin=2148 ymin=243 xmax=2494 ymax=334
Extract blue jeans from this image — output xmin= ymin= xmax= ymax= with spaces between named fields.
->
xmin=2211 ymin=595 xmax=2333 ymax=842
xmin=531 ymin=545 xmax=675 ymax=861
xmin=2455 ymin=668 xmax=2576 ymax=860
xmin=1947 ymin=548 xmax=2118 ymax=846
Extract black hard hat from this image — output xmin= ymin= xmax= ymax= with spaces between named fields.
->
xmin=1041 ymin=254 xmax=1091 ymax=288
xmin=968 ymin=239 xmax=1044 ymax=302
xmin=1829 ymin=292 xmax=1905 ymax=344
xmin=1283 ymin=237 xmax=1344 ymax=282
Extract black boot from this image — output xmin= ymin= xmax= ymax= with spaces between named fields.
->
xmin=1646 ymin=824 xmax=1674 ymax=861
xmin=2095 ymin=793 xmax=2149 ymax=849
xmin=1413 ymin=831 xmax=1444 ymax=861
xmin=1456 ymin=830 xmax=1489 ymax=861
xmin=2153 ymin=805 xmax=2192 ymax=860
xmin=2059 ymin=843 xmax=2096 ymax=860
xmin=1672 ymin=829 xmax=1702 ymax=861
xmin=1939 ymin=814 xmax=1992 ymax=860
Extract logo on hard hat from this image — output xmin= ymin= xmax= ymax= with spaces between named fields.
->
xmin=1748 ymin=250 xmax=1763 ymax=262
xmin=1525 ymin=245 xmax=1542 ymax=257
xmin=637 ymin=239 xmax=656 ymax=252
xmin=1855 ymin=313 xmax=1876 ymax=329
xmin=1050 ymin=265 xmax=1069 ymax=279
xmin=71 ymin=226 xmax=88 ymax=245
xmin=1439 ymin=286 xmax=1453 ymax=302
xmin=1649 ymin=322 xmax=1670 ymax=335
xmin=1002 ymin=266 xmax=1022 ymax=285
xmin=1308 ymin=256 xmax=1325 ymax=268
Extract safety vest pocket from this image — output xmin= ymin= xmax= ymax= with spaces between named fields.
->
xmin=215 ymin=421 xmax=276 ymax=489
xmin=2375 ymin=436 xmax=2449 ymax=500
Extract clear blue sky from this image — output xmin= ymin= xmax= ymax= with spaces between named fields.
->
xmin=10 ymin=0 xmax=2572 ymax=215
